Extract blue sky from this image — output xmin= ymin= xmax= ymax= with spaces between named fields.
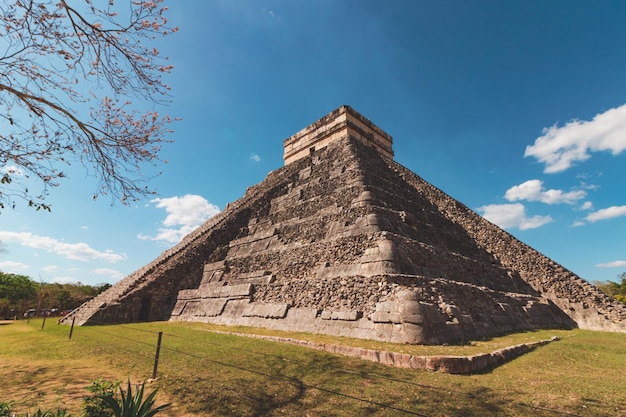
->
xmin=1 ymin=0 xmax=625 ymax=286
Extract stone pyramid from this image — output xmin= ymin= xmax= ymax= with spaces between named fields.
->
xmin=62 ymin=106 xmax=626 ymax=344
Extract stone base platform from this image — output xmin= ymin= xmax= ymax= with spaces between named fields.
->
xmin=208 ymin=330 xmax=560 ymax=375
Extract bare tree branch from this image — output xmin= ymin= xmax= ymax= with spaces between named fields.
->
xmin=0 ymin=0 xmax=178 ymax=211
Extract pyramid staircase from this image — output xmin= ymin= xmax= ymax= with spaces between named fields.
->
xmin=60 ymin=156 xmax=306 ymax=326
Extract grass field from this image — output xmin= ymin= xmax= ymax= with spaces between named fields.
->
xmin=0 ymin=319 xmax=624 ymax=416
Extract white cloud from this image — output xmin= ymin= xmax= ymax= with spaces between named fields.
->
xmin=250 ymin=153 xmax=261 ymax=162
xmin=0 ymin=260 xmax=30 ymax=272
xmin=504 ymin=179 xmax=586 ymax=204
xmin=153 ymin=194 xmax=220 ymax=228
xmin=41 ymin=265 xmax=58 ymax=273
xmin=519 ymin=215 xmax=554 ymax=230
xmin=596 ymin=260 xmax=626 ymax=268
xmin=477 ymin=203 xmax=553 ymax=230
xmin=54 ymin=276 xmax=79 ymax=284
xmin=580 ymin=201 xmax=593 ymax=210
xmin=140 ymin=225 xmax=198 ymax=244
xmin=91 ymin=268 xmax=125 ymax=281
xmin=585 ymin=205 xmax=626 ymax=223
xmin=579 ymin=181 xmax=600 ymax=191
xmin=0 ymin=231 xmax=126 ymax=262
xmin=525 ymin=103 xmax=626 ymax=173
xmin=141 ymin=194 xmax=220 ymax=244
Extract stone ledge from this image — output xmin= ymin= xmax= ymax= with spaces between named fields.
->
xmin=208 ymin=331 xmax=559 ymax=374
xmin=243 ymin=303 xmax=289 ymax=319
xmin=283 ymin=106 xmax=393 ymax=165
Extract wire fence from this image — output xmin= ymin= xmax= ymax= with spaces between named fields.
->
xmin=28 ymin=318 xmax=588 ymax=417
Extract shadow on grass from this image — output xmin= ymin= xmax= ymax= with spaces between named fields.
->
xmin=165 ymin=355 xmax=530 ymax=416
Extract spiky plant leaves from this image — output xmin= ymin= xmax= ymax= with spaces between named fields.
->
xmin=136 ymin=388 xmax=170 ymax=417
xmin=0 ymin=401 xmax=13 ymax=417
xmin=99 ymin=391 xmax=122 ymax=417
xmin=84 ymin=378 xmax=120 ymax=417
xmin=99 ymin=380 xmax=169 ymax=417
xmin=0 ymin=402 xmax=70 ymax=417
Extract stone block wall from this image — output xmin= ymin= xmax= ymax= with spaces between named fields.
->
xmin=389 ymin=155 xmax=626 ymax=330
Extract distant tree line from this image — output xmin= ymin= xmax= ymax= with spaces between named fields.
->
xmin=594 ymin=272 xmax=626 ymax=304
xmin=0 ymin=271 xmax=110 ymax=319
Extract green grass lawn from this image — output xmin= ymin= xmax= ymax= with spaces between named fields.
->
xmin=1 ymin=319 xmax=624 ymax=416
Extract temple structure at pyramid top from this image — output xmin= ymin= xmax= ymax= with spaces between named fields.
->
xmin=61 ymin=105 xmax=626 ymax=344
xmin=283 ymin=105 xmax=394 ymax=164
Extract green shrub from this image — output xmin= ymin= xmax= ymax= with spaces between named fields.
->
xmin=0 ymin=401 xmax=13 ymax=417
xmin=98 ymin=381 xmax=170 ymax=417
xmin=27 ymin=410 xmax=69 ymax=417
xmin=0 ymin=403 xmax=69 ymax=417
xmin=2 ymin=379 xmax=166 ymax=417
xmin=83 ymin=379 xmax=121 ymax=417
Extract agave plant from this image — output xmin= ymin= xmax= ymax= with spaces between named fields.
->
xmin=0 ymin=402 xmax=13 ymax=417
xmin=83 ymin=379 xmax=121 ymax=417
xmin=99 ymin=381 xmax=170 ymax=417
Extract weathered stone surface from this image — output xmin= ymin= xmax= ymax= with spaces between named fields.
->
xmin=283 ymin=105 xmax=393 ymax=164
xmin=61 ymin=106 xmax=626 ymax=343
xmin=208 ymin=330 xmax=560 ymax=374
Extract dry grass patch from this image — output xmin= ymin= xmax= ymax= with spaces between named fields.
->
xmin=0 ymin=321 xmax=193 ymax=416
xmin=1 ymin=319 xmax=625 ymax=416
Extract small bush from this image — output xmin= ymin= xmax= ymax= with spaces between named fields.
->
xmin=27 ymin=410 xmax=69 ymax=417
xmin=2 ymin=379 xmax=167 ymax=417
xmin=99 ymin=380 xmax=170 ymax=417
xmin=0 ymin=403 xmax=69 ymax=417
xmin=0 ymin=401 xmax=13 ymax=417
xmin=83 ymin=379 xmax=121 ymax=417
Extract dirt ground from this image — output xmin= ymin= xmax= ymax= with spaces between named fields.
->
xmin=0 ymin=321 xmax=196 ymax=416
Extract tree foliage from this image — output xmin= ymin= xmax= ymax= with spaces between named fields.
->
xmin=0 ymin=271 xmax=110 ymax=317
xmin=0 ymin=272 xmax=37 ymax=304
xmin=594 ymin=272 xmax=626 ymax=304
xmin=0 ymin=0 xmax=177 ymax=211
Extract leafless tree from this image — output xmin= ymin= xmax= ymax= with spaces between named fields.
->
xmin=0 ymin=0 xmax=177 ymax=211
